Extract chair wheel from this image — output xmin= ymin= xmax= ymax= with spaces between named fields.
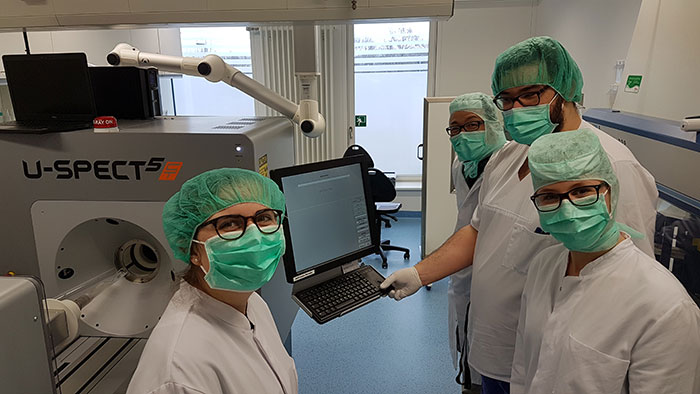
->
xmin=425 ymin=284 xmax=432 ymax=291
xmin=386 ymin=222 xmax=392 ymax=228
xmin=403 ymin=252 xmax=410 ymax=259
xmin=382 ymin=262 xmax=388 ymax=269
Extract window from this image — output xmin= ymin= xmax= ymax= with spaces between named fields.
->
xmin=162 ymin=27 xmax=255 ymax=116
xmin=354 ymin=22 xmax=429 ymax=177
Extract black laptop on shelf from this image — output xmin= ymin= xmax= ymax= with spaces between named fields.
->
xmin=0 ymin=53 xmax=96 ymax=133
xmin=271 ymin=156 xmax=392 ymax=324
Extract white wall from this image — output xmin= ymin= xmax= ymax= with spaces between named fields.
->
xmin=418 ymin=3 xmax=533 ymax=212
xmin=0 ymin=28 xmax=181 ymax=120
xmin=434 ymin=0 xmax=643 ymax=108
xmin=533 ymin=0 xmax=643 ymax=110
xmin=434 ymin=3 xmax=534 ymax=96
xmin=395 ymin=189 xmax=421 ymax=211
xmin=614 ymin=0 xmax=700 ymax=121
xmin=0 ymin=28 xmax=181 ymax=74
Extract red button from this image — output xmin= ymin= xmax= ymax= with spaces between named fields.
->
xmin=93 ymin=116 xmax=118 ymax=128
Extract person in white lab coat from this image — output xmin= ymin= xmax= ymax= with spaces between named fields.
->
xmin=127 ymin=168 xmax=298 ymax=394
xmin=445 ymin=92 xmax=506 ymax=393
xmin=511 ymin=128 xmax=700 ymax=394
xmin=381 ymin=36 xmax=658 ymax=394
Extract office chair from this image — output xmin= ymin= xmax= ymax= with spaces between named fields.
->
xmin=343 ymin=145 xmax=411 ymax=269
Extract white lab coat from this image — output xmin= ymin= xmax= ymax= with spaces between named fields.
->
xmin=511 ymin=237 xmax=700 ymax=394
xmin=448 ymin=158 xmax=482 ymax=386
xmin=127 ymin=282 xmax=298 ymax=394
xmin=467 ymin=122 xmax=658 ymax=382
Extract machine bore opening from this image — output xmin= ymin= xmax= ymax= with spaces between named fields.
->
xmin=115 ymin=239 xmax=160 ymax=283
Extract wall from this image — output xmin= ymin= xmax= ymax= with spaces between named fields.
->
xmin=613 ymin=0 xmax=700 ymax=121
xmin=434 ymin=0 xmax=643 ymax=108
xmin=418 ymin=2 xmax=534 ymax=213
xmin=395 ymin=188 xmax=422 ymax=212
xmin=434 ymin=3 xmax=534 ymax=96
xmin=0 ymin=28 xmax=181 ymax=120
xmin=533 ymin=0 xmax=643 ymax=110
xmin=0 ymin=28 xmax=181 ymax=73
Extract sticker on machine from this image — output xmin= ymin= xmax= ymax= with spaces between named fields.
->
xmin=294 ymin=270 xmax=315 ymax=282
xmin=258 ymin=154 xmax=269 ymax=178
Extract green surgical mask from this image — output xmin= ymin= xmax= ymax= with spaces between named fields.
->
xmin=502 ymin=97 xmax=559 ymax=145
xmin=194 ymin=225 xmax=285 ymax=292
xmin=538 ymin=194 xmax=620 ymax=253
xmin=450 ymin=131 xmax=492 ymax=178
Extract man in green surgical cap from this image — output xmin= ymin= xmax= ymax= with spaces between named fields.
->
xmin=511 ymin=129 xmax=700 ymax=394
xmin=382 ymin=36 xmax=658 ymax=394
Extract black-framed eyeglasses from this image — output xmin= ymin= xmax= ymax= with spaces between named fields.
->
xmin=445 ymin=121 xmax=484 ymax=137
xmin=530 ymin=183 xmax=608 ymax=212
xmin=199 ymin=209 xmax=284 ymax=240
xmin=493 ymin=87 xmax=550 ymax=111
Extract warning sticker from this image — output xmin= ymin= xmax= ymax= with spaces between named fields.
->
xmin=258 ymin=154 xmax=269 ymax=177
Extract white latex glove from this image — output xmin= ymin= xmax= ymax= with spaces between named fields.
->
xmin=380 ymin=266 xmax=422 ymax=301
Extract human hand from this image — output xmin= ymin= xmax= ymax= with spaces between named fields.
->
xmin=380 ymin=267 xmax=422 ymax=301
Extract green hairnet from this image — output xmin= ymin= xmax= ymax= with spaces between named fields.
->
xmin=528 ymin=128 xmax=619 ymax=216
xmin=449 ymin=92 xmax=507 ymax=147
xmin=163 ymin=168 xmax=286 ymax=263
xmin=492 ymin=36 xmax=584 ymax=103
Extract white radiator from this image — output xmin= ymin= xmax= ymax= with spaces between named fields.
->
xmin=250 ymin=25 xmax=352 ymax=165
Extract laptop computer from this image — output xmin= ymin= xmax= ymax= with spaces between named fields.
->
xmin=271 ymin=156 xmax=392 ymax=324
xmin=0 ymin=53 xmax=96 ymax=133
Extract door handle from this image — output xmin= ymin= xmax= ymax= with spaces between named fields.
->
xmin=417 ymin=144 xmax=424 ymax=160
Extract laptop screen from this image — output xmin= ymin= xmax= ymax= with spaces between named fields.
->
xmin=3 ymin=53 xmax=96 ymax=121
xmin=272 ymin=156 xmax=379 ymax=283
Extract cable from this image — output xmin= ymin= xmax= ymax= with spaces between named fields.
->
xmin=22 ymin=28 xmax=31 ymax=55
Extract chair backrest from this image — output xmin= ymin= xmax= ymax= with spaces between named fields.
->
xmin=342 ymin=145 xmax=374 ymax=168
xmin=368 ymin=168 xmax=397 ymax=202
xmin=342 ymin=144 xmax=396 ymax=203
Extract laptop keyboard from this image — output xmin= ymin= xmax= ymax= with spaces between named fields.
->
xmin=296 ymin=266 xmax=381 ymax=322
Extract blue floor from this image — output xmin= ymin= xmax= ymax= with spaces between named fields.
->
xmin=291 ymin=215 xmax=460 ymax=394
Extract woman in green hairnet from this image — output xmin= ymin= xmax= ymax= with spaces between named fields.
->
xmin=445 ymin=92 xmax=505 ymax=392
xmin=127 ymin=168 xmax=298 ymax=394
xmin=510 ymin=129 xmax=700 ymax=394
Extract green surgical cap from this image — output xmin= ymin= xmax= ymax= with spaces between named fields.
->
xmin=449 ymin=92 xmax=507 ymax=147
xmin=528 ymin=128 xmax=619 ymax=216
xmin=492 ymin=36 xmax=584 ymax=103
xmin=162 ymin=168 xmax=286 ymax=263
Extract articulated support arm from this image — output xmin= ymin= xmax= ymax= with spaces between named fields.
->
xmin=107 ymin=43 xmax=325 ymax=137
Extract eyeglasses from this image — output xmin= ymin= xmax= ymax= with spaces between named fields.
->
xmin=198 ymin=209 xmax=284 ymax=240
xmin=530 ymin=183 xmax=608 ymax=212
xmin=493 ymin=87 xmax=550 ymax=111
xmin=445 ymin=121 xmax=484 ymax=137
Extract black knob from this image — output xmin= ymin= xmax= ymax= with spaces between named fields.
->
xmin=300 ymin=120 xmax=314 ymax=133
xmin=198 ymin=62 xmax=212 ymax=76
xmin=107 ymin=53 xmax=120 ymax=65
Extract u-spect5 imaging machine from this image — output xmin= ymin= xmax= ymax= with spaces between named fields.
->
xmin=0 ymin=45 xmax=325 ymax=393
xmin=0 ymin=117 xmax=299 ymax=393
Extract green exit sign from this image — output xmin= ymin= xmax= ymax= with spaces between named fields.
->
xmin=625 ymin=75 xmax=643 ymax=93
xmin=355 ymin=115 xmax=367 ymax=127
